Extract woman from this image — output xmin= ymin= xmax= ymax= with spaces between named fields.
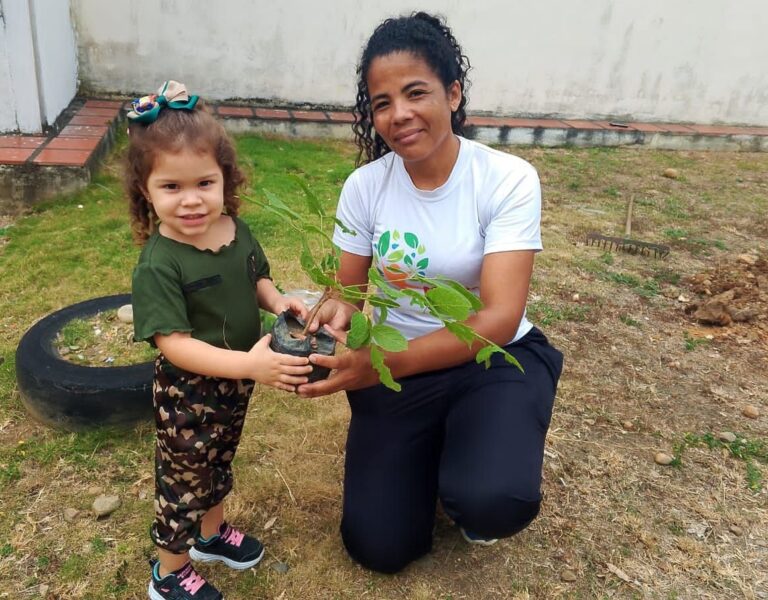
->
xmin=300 ymin=12 xmax=563 ymax=574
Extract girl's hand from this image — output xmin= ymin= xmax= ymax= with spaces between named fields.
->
xmin=296 ymin=326 xmax=380 ymax=397
xmin=273 ymin=296 xmax=309 ymax=321
xmin=247 ymin=334 xmax=313 ymax=392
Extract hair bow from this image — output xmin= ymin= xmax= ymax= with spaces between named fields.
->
xmin=127 ymin=80 xmax=199 ymax=124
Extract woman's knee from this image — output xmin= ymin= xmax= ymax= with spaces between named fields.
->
xmin=443 ymin=487 xmax=542 ymax=539
xmin=340 ymin=518 xmax=430 ymax=574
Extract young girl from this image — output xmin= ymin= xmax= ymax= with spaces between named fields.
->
xmin=127 ymin=80 xmax=312 ymax=600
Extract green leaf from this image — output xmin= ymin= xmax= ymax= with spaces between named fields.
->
xmin=404 ymin=232 xmax=419 ymax=248
xmin=502 ymin=350 xmax=524 ymax=372
xmin=416 ymin=258 xmax=429 ymax=270
xmin=404 ymin=254 xmax=413 ymax=267
xmin=346 ymin=312 xmax=371 ymax=349
xmin=377 ymin=231 xmax=391 ymax=258
xmin=475 ymin=345 xmax=495 ymax=368
xmin=367 ymin=296 xmax=400 ymax=308
xmin=332 ymin=218 xmax=356 ymax=236
xmin=434 ymin=279 xmax=483 ymax=312
xmin=417 ymin=245 xmax=425 ymax=254
xmin=371 ymin=324 xmax=409 ymax=352
xmin=263 ymin=189 xmax=301 ymax=219
xmin=393 ymin=231 xmax=400 ymax=240
xmin=425 ymin=286 xmax=472 ymax=321
xmin=387 ymin=249 xmax=405 ymax=262
xmin=399 ymin=288 xmax=428 ymax=308
xmin=370 ymin=346 xmax=400 ymax=392
xmin=295 ymin=177 xmax=324 ymax=217
xmin=445 ymin=322 xmax=476 ymax=347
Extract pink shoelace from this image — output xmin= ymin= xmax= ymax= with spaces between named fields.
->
xmin=177 ymin=563 xmax=206 ymax=595
xmin=220 ymin=524 xmax=245 ymax=548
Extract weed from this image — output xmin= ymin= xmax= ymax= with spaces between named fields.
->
xmin=662 ymin=197 xmax=690 ymax=220
xmin=0 ymin=543 xmax=11 ymax=558
xmin=679 ymin=432 xmax=767 ymax=491
xmin=664 ymin=228 xmax=688 ymax=240
xmin=683 ymin=332 xmax=709 ymax=352
xmin=528 ymin=301 xmax=589 ymax=326
xmin=620 ymin=314 xmax=640 ymax=327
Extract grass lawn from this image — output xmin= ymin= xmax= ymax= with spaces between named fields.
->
xmin=0 ymin=135 xmax=766 ymax=599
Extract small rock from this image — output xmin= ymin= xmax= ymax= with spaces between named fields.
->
xmin=271 ymin=561 xmax=290 ymax=574
xmin=583 ymin=418 xmax=596 ymax=426
xmin=732 ymin=308 xmax=759 ymax=323
xmin=88 ymin=486 xmax=103 ymax=496
xmin=667 ymin=360 xmax=681 ymax=369
xmin=572 ymin=293 xmax=580 ymax=301
xmin=117 ymin=304 xmax=134 ymax=324
xmin=677 ymin=294 xmax=690 ymax=303
xmin=662 ymin=168 xmax=680 ymax=179
xmin=77 ymin=204 xmax=84 ymax=209
xmin=737 ymin=253 xmax=757 ymax=266
xmin=742 ymin=405 xmax=759 ymax=419
xmin=81 ymin=542 xmax=93 ymax=555
xmin=63 ymin=508 xmax=79 ymax=522
xmin=654 ymin=452 xmax=674 ymax=465
xmin=718 ymin=431 xmax=737 ymax=443
xmin=560 ymin=569 xmax=578 ymax=582
xmin=92 ymin=494 xmax=121 ymax=517
xmin=58 ymin=346 xmax=70 ymax=356
xmin=39 ymin=584 xmax=49 ymax=596
xmin=263 ymin=516 xmax=277 ymax=530
xmin=621 ymin=420 xmax=635 ymax=431
xmin=138 ymin=489 xmax=148 ymax=500
xmin=729 ymin=524 xmax=744 ymax=536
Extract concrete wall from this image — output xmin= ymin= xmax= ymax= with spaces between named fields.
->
xmin=71 ymin=0 xmax=768 ymax=126
xmin=29 ymin=0 xmax=78 ymax=127
xmin=0 ymin=0 xmax=77 ymax=133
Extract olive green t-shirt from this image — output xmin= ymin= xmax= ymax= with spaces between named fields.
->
xmin=132 ymin=217 xmax=270 ymax=351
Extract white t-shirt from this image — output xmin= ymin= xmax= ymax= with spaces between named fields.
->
xmin=333 ymin=136 xmax=542 ymax=344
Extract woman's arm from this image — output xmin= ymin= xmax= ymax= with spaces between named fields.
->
xmin=297 ymin=249 xmax=534 ymax=396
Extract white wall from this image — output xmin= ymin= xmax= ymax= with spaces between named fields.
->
xmin=0 ymin=0 xmax=77 ymax=133
xmin=30 ymin=0 xmax=78 ymax=127
xmin=0 ymin=0 xmax=42 ymax=132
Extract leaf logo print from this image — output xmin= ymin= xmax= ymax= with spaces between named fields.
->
xmin=376 ymin=230 xmax=431 ymax=289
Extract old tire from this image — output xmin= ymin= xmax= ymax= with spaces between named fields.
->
xmin=15 ymin=294 xmax=154 ymax=431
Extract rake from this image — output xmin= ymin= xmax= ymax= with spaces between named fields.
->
xmin=586 ymin=196 xmax=670 ymax=258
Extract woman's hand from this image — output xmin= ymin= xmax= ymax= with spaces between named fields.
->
xmin=296 ymin=326 xmax=380 ymax=397
xmin=305 ymin=298 xmax=357 ymax=333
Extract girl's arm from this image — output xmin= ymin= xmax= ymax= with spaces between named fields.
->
xmin=155 ymin=332 xmax=312 ymax=392
xmin=297 ymin=249 xmax=534 ymax=396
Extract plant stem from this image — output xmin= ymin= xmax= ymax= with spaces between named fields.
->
xmin=301 ymin=289 xmax=333 ymax=336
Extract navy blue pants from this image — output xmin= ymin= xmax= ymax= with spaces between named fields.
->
xmin=340 ymin=328 xmax=563 ymax=573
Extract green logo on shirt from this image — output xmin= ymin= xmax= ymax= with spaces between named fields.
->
xmin=375 ymin=230 xmax=429 ymax=290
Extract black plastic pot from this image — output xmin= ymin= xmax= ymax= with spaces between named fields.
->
xmin=269 ymin=311 xmax=336 ymax=382
xmin=15 ymin=294 xmax=154 ymax=431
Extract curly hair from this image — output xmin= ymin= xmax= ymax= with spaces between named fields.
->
xmin=125 ymin=101 xmax=245 ymax=243
xmin=352 ymin=11 xmax=472 ymax=166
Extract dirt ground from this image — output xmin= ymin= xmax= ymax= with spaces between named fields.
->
xmin=0 ymin=145 xmax=766 ymax=599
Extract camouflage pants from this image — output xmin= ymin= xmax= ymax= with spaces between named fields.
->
xmin=150 ymin=356 xmax=254 ymax=553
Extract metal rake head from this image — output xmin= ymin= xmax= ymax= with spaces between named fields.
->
xmin=586 ymin=232 xmax=670 ymax=259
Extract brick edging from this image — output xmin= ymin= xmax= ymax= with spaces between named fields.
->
xmin=2 ymin=99 xmax=768 ymax=169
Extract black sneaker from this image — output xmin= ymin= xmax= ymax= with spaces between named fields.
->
xmin=147 ymin=559 xmax=222 ymax=600
xmin=189 ymin=522 xmax=265 ymax=570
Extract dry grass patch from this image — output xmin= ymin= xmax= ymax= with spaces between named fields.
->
xmin=0 ymin=141 xmax=766 ymax=599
